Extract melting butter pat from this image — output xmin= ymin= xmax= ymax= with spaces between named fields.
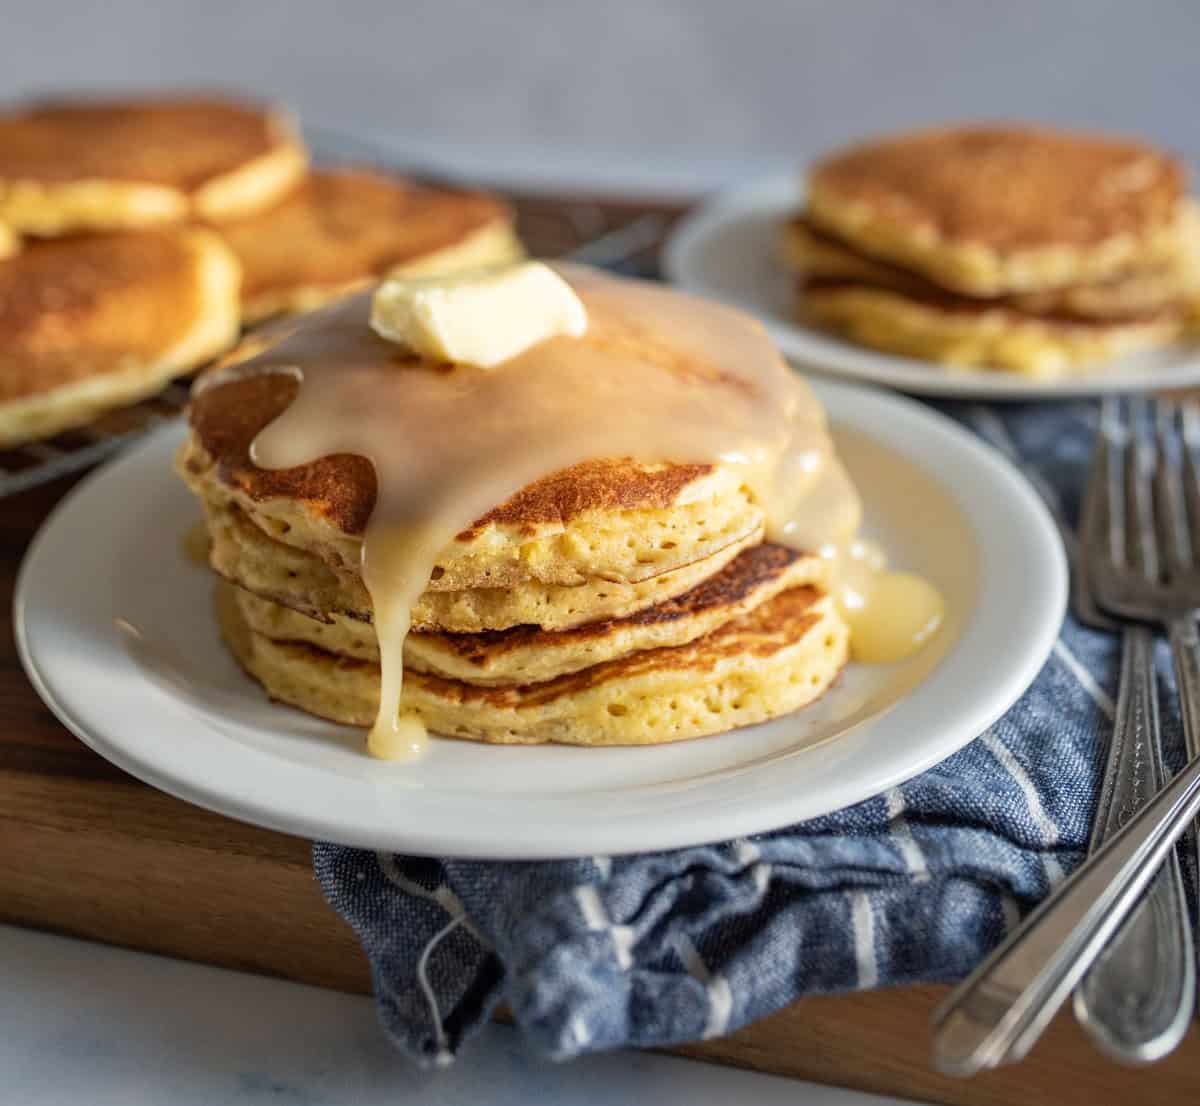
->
xmin=370 ymin=261 xmax=587 ymax=368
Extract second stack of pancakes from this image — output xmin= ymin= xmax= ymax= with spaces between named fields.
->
xmin=0 ymin=94 xmax=521 ymax=446
xmin=782 ymin=124 xmax=1200 ymax=376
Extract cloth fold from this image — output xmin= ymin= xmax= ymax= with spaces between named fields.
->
xmin=314 ymin=375 xmax=1190 ymax=1067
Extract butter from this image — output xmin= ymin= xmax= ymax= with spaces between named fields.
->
xmin=370 ymin=261 xmax=587 ymax=369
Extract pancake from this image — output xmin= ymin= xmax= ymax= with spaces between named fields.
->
xmin=782 ymin=214 xmax=1200 ymax=322
xmin=180 ymin=370 xmax=769 ymax=592
xmin=216 ymin=169 xmax=523 ymax=321
xmin=0 ymin=96 xmax=307 ymax=234
xmin=217 ymin=579 xmax=849 ymax=745
xmin=201 ymin=495 xmax=766 ymax=632
xmin=808 ymin=125 xmax=1189 ymax=296
xmin=801 ymin=281 xmax=1182 ymax=376
xmin=0 ymin=229 xmax=240 ymax=446
xmin=235 ymin=541 xmax=828 ymax=684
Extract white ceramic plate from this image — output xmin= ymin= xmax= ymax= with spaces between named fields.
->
xmin=663 ymin=174 xmax=1200 ymax=400
xmin=15 ymin=379 xmax=1065 ymax=858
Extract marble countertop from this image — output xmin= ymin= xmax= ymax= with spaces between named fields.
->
xmin=2 ymin=924 xmax=914 ymax=1105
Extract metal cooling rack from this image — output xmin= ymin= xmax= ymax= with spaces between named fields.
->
xmin=0 ymin=128 xmax=680 ymax=500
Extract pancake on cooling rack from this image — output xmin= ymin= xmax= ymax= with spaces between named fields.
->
xmin=216 ymin=168 xmax=523 ymax=322
xmin=0 ymin=229 xmax=239 ymax=447
xmin=177 ymin=261 xmax=943 ymax=758
xmin=781 ymin=124 xmax=1200 ymax=376
xmin=0 ymin=96 xmax=307 ymax=234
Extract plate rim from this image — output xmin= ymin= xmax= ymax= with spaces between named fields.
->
xmin=14 ymin=379 xmax=1067 ymax=858
xmin=663 ymin=171 xmax=1200 ymax=401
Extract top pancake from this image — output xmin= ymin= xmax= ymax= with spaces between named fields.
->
xmin=0 ymin=96 xmax=307 ymax=234
xmin=184 ymin=370 xmax=764 ymax=591
xmin=808 ymin=124 xmax=1188 ymax=296
xmin=217 ymin=169 xmax=523 ymax=321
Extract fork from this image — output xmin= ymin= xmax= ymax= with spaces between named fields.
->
xmin=1088 ymin=396 xmax=1200 ymax=757
xmin=1070 ymin=396 xmax=1194 ymax=1062
xmin=1089 ymin=397 xmax=1200 ymax=919
xmin=930 ymin=396 xmax=1199 ymax=1074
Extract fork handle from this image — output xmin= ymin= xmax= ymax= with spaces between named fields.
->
xmin=931 ymin=743 xmax=1200 ymax=1076
xmin=1073 ymin=625 xmax=1195 ymax=1062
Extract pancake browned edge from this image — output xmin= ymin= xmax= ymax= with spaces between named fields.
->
xmin=200 ymin=491 xmax=763 ymax=634
xmin=0 ymin=96 xmax=308 ymax=234
xmin=806 ymin=124 xmax=1190 ymax=296
xmin=183 ymin=371 xmax=769 ymax=606
xmin=798 ymin=282 xmax=1182 ymax=375
xmin=217 ymin=169 xmax=524 ymax=322
xmin=0 ymin=229 xmax=240 ymax=446
xmin=219 ymin=578 xmax=850 ymax=746
xmin=784 ymin=215 xmax=1198 ymax=323
xmin=236 ymin=541 xmax=830 ymax=684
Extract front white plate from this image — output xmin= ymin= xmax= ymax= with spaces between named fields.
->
xmin=15 ymin=379 xmax=1065 ymax=858
xmin=663 ymin=174 xmax=1200 ymax=400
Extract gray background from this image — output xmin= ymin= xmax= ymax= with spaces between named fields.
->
xmin=2 ymin=1 xmax=1198 ymax=190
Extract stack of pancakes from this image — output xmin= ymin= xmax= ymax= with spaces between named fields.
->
xmin=179 ymin=371 xmax=850 ymax=747
xmin=0 ymin=94 xmax=520 ymax=446
xmin=782 ymin=124 xmax=1200 ymax=376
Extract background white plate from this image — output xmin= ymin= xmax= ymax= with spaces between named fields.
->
xmin=663 ymin=174 xmax=1200 ymax=400
xmin=15 ymin=379 xmax=1065 ymax=858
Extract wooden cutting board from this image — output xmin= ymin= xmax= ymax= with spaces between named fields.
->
xmin=2 ymin=191 xmax=1199 ymax=1106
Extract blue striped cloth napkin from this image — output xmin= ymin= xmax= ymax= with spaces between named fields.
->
xmin=314 ymin=395 xmax=1193 ymax=1067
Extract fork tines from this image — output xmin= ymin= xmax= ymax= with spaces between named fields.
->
xmin=1087 ymin=396 xmax=1200 ymax=612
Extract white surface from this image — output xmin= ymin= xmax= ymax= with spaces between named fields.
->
xmin=0 ymin=924 xmax=917 ymax=1106
xmin=15 ymin=378 xmax=1066 ymax=858
xmin=663 ymin=174 xmax=1200 ymax=399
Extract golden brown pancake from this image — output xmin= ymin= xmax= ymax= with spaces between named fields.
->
xmin=182 ymin=369 xmax=768 ymax=593
xmin=216 ymin=169 xmax=523 ymax=321
xmin=218 ymin=579 xmax=850 ymax=745
xmin=0 ymin=229 xmax=240 ymax=445
xmin=188 ymin=369 xmax=724 ymax=534
xmin=199 ymin=494 xmax=765 ymax=633
xmin=0 ymin=96 xmax=307 ymax=234
xmin=783 ymin=214 xmax=1200 ymax=323
xmin=808 ymin=124 xmax=1189 ymax=296
xmin=800 ymin=281 xmax=1182 ymax=376
xmin=235 ymin=541 xmax=829 ymax=684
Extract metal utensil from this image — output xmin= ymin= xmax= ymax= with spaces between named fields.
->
xmin=1089 ymin=396 xmax=1200 ymax=768
xmin=932 ymin=737 xmax=1200 ymax=1075
xmin=1071 ymin=396 xmax=1194 ymax=1062
xmin=931 ymin=396 xmax=1200 ymax=1075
